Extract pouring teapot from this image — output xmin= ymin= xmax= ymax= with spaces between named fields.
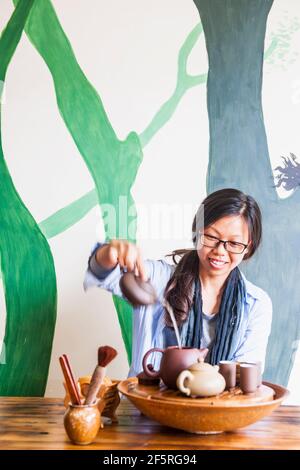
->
xmin=177 ymin=358 xmax=226 ymax=397
xmin=119 ymin=271 xmax=157 ymax=306
xmin=142 ymin=346 xmax=208 ymax=389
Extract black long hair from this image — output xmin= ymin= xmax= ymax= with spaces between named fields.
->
xmin=164 ymin=188 xmax=262 ymax=326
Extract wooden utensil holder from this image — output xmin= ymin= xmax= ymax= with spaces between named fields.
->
xmin=64 ymin=376 xmax=120 ymax=424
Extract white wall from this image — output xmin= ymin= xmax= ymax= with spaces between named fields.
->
xmin=0 ymin=0 xmax=299 ymax=403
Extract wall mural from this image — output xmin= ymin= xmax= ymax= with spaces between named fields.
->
xmin=0 ymin=0 xmax=57 ymax=396
xmin=0 ymin=0 xmax=299 ymax=395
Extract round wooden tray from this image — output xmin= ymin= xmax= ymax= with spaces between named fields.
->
xmin=118 ymin=378 xmax=289 ymax=434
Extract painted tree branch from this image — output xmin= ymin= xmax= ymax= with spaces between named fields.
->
xmin=39 ymin=189 xmax=98 ymax=239
xmin=139 ymin=23 xmax=207 ymax=148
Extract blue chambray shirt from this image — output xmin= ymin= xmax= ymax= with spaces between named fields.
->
xmin=84 ymin=244 xmax=272 ymax=377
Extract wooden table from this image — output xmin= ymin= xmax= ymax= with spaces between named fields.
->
xmin=0 ymin=397 xmax=299 ymax=450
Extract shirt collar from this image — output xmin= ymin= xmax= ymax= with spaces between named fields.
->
xmin=240 ymin=271 xmax=264 ymax=305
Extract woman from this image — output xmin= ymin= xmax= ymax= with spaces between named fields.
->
xmin=84 ymin=188 xmax=272 ymax=377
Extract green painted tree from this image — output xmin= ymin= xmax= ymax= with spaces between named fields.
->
xmin=0 ymin=0 xmax=57 ymax=396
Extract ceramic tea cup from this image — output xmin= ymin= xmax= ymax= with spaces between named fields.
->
xmin=218 ymin=361 xmax=237 ymax=389
xmin=239 ymin=363 xmax=258 ymax=394
xmin=244 ymin=361 xmax=262 ymax=387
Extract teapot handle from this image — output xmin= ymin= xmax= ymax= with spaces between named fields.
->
xmin=142 ymin=348 xmax=164 ymax=378
xmin=176 ymin=370 xmax=194 ymax=396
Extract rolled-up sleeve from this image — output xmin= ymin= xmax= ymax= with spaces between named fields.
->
xmin=83 ymin=245 xmax=174 ymax=375
xmin=233 ymin=292 xmax=273 ymax=373
xmin=83 ymin=243 xmax=126 ymax=299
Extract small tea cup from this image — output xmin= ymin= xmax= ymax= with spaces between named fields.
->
xmin=239 ymin=363 xmax=258 ymax=394
xmin=218 ymin=361 xmax=237 ymax=389
xmin=244 ymin=361 xmax=262 ymax=387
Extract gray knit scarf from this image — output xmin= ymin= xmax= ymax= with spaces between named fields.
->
xmin=163 ymin=267 xmax=246 ymax=365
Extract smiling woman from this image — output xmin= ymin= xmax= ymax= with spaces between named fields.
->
xmin=85 ymin=188 xmax=272 ymax=377
xmin=163 ymin=188 xmax=266 ymax=366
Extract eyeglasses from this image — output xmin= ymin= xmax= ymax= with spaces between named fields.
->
xmin=199 ymin=233 xmax=249 ymax=254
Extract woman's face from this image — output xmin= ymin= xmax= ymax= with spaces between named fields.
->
xmin=197 ymin=215 xmax=250 ymax=278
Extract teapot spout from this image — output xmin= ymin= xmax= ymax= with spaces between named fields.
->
xmin=197 ymin=348 xmax=209 ymax=362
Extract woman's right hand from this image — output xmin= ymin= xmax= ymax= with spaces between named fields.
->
xmin=95 ymin=240 xmax=148 ymax=281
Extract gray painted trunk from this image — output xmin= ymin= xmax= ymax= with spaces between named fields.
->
xmin=194 ymin=0 xmax=300 ymax=386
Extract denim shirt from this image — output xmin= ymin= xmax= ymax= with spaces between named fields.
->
xmin=84 ymin=244 xmax=273 ymax=377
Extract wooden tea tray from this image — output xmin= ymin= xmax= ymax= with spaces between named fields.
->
xmin=125 ymin=377 xmax=275 ymax=407
xmin=118 ymin=378 xmax=287 ymax=433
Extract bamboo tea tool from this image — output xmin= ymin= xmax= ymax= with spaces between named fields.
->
xmin=59 ymin=354 xmax=81 ymax=405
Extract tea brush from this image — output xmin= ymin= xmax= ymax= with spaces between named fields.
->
xmin=85 ymin=346 xmax=118 ymax=405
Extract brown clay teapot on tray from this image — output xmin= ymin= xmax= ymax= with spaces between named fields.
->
xmin=142 ymin=346 xmax=208 ymax=389
xmin=120 ymin=273 xmax=208 ymax=390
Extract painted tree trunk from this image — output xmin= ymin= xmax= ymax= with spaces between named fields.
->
xmin=0 ymin=0 xmax=57 ymax=396
xmin=194 ymin=0 xmax=300 ymax=386
xmin=194 ymin=0 xmax=274 ymax=201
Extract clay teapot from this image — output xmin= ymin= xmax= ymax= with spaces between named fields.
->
xmin=177 ymin=358 xmax=226 ymax=397
xmin=119 ymin=271 xmax=157 ymax=306
xmin=142 ymin=346 xmax=208 ymax=389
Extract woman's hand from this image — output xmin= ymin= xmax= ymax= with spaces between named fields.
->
xmin=95 ymin=240 xmax=148 ymax=281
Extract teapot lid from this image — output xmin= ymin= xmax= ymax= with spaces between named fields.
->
xmin=189 ymin=357 xmax=216 ymax=372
